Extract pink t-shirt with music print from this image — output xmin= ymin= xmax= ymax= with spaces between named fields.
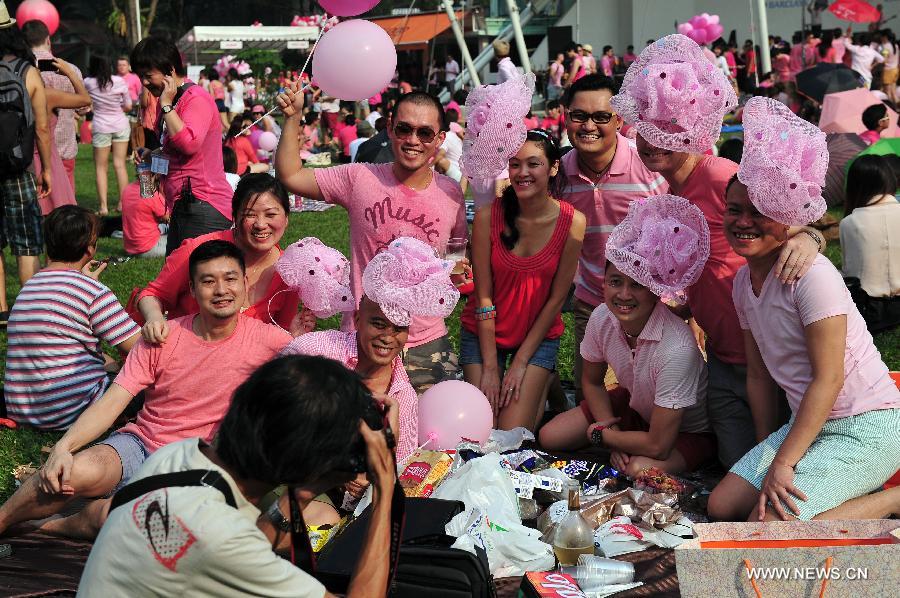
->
xmin=315 ymin=163 xmax=467 ymax=347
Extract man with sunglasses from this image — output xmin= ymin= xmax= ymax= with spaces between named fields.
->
xmin=558 ymin=74 xmax=668 ymax=403
xmin=0 ymin=240 xmax=294 ymax=540
xmin=275 ymin=82 xmax=467 ymax=393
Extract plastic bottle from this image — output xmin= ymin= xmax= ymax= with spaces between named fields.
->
xmin=137 ymin=162 xmax=156 ymax=198
xmin=551 ymin=488 xmax=595 ymax=566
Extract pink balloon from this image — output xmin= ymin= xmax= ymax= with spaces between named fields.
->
xmin=16 ymin=0 xmax=60 ymax=36
xmin=417 ymin=380 xmax=494 ymax=450
xmin=687 ymin=29 xmax=706 ymax=44
xmin=693 ymin=16 xmax=708 ymax=29
xmin=248 ymin=128 xmax=263 ymax=150
xmin=258 ymin=131 xmax=278 ymax=152
xmin=313 ymin=19 xmax=397 ymax=101
xmin=708 ymin=24 xmax=724 ymax=41
xmin=677 ymin=22 xmax=693 ymax=35
xmin=708 ymin=14 xmax=720 ymax=25
xmin=317 ymin=0 xmax=380 ymax=17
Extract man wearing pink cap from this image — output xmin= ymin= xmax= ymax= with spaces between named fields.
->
xmin=709 ymin=97 xmax=899 ymax=521
xmin=611 ymin=35 xmax=826 ymax=468
xmin=274 ymin=85 xmax=467 ymax=393
xmin=558 ymin=74 xmax=668 ymax=403
xmin=540 ymin=195 xmax=716 ymax=476
xmin=280 ymin=237 xmax=459 ymax=464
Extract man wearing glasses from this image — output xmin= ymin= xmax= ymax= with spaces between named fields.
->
xmin=275 ymin=84 xmax=467 ymax=393
xmin=558 ymin=74 xmax=668 ymax=403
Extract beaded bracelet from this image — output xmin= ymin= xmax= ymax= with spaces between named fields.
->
xmin=474 ymin=305 xmax=496 ymax=314
xmin=475 ymin=310 xmax=497 ymax=321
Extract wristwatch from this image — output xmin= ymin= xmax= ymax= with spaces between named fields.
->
xmin=266 ymin=500 xmax=291 ymax=533
xmin=589 ymin=424 xmax=606 ymax=446
xmin=161 ymin=104 xmax=174 ymax=114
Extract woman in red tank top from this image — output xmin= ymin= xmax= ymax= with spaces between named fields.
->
xmin=460 ymin=130 xmax=586 ymax=431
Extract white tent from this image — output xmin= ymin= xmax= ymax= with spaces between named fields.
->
xmin=177 ymin=26 xmax=319 ymax=63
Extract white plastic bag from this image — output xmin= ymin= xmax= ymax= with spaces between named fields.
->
xmin=433 ymin=453 xmax=520 ymax=523
xmin=480 ymin=427 xmax=535 ymax=453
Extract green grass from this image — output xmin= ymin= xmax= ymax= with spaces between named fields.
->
xmin=0 ymin=146 xmax=896 ymax=502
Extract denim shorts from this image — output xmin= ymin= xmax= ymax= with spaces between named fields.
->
xmin=458 ymin=328 xmax=559 ymax=372
xmin=99 ymin=431 xmax=150 ymax=494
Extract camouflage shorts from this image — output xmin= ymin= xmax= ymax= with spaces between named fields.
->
xmin=403 ymin=336 xmax=459 ymax=394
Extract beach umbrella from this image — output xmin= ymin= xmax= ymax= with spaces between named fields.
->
xmin=796 ymin=63 xmax=861 ymax=103
xmin=823 ymin=132 xmax=867 ymax=207
xmin=819 ymin=87 xmax=899 ymax=136
xmin=828 ymin=0 xmax=881 ymax=23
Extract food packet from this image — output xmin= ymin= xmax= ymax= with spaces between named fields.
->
xmin=399 ymin=449 xmax=454 ymax=497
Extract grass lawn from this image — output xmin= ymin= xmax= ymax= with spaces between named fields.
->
xmin=0 ymin=145 xmax=896 ymax=503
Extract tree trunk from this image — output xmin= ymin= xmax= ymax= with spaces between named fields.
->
xmin=145 ymin=0 xmax=160 ymax=35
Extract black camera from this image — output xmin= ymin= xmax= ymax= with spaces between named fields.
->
xmin=345 ymin=395 xmax=385 ymax=473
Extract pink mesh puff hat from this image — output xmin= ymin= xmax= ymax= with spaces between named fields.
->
xmin=460 ymin=71 xmax=535 ymax=181
xmin=362 ymin=237 xmax=460 ymax=327
xmin=275 ymin=237 xmax=355 ymax=318
xmin=605 ymin=194 xmax=710 ymax=304
xmin=737 ymin=96 xmax=828 ymax=226
xmin=610 ymin=34 xmax=737 ymax=153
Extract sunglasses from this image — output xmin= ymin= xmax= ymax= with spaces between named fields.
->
xmin=568 ymin=110 xmax=617 ymax=125
xmin=393 ymin=121 xmax=438 ymax=144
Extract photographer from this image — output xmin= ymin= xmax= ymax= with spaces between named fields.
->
xmin=78 ymin=355 xmax=397 ymax=597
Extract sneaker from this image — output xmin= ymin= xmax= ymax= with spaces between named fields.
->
xmin=0 ymin=311 xmax=8 ymax=327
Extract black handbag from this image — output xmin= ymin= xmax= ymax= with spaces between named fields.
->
xmin=316 ymin=498 xmax=497 ymax=598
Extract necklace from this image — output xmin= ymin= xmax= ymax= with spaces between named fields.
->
xmin=577 ymin=152 xmax=613 ymax=180
xmin=623 ymin=330 xmax=639 ymax=339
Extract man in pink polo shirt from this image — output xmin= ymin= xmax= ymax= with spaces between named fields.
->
xmin=275 ymin=85 xmax=467 ymax=393
xmin=0 ymin=240 xmax=292 ymax=539
xmin=612 ymin=35 xmax=826 ymax=468
xmin=558 ymin=74 xmax=668 ymax=402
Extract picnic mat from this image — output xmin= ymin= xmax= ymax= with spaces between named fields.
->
xmin=0 ymin=530 xmax=678 ymax=597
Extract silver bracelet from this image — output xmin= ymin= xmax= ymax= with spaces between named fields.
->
xmin=802 ymin=228 xmax=824 ymax=251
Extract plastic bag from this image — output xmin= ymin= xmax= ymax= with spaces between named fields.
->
xmin=433 ymin=452 xmax=521 ymax=523
xmin=480 ymin=427 xmax=535 ymax=453
xmin=447 ymin=508 xmax=555 ymax=577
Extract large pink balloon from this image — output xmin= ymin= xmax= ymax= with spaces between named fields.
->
xmin=312 ymin=19 xmax=397 ymax=101
xmin=258 ymin=131 xmax=278 ymax=152
xmin=708 ymin=24 xmax=724 ymax=42
xmin=318 ymin=0 xmax=380 ymax=17
xmin=677 ymin=22 xmax=693 ymax=36
xmin=418 ymin=380 xmax=493 ymax=450
xmin=16 ymin=0 xmax=60 ymax=36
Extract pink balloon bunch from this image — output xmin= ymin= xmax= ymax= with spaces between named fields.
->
xmin=15 ymin=0 xmax=60 ymax=36
xmin=677 ymin=13 xmax=724 ymax=46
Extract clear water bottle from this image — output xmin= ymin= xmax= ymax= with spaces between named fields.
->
xmin=138 ymin=162 xmax=156 ymax=198
xmin=551 ymin=488 xmax=595 ymax=566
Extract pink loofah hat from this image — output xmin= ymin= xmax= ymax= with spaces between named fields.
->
xmin=276 ymin=237 xmax=355 ymax=318
xmin=362 ymin=237 xmax=460 ymax=327
xmin=610 ymin=34 xmax=737 ymax=153
xmin=460 ymin=71 xmax=535 ymax=181
xmin=737 ymin=96 xmax=828 ymax=226
xmin=605 ymin=194 xmax=710 ymax=304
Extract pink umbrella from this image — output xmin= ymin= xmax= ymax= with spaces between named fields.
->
xmin=828 ymin=0 xmax=881 ymax=23
xmin=819 ymin=87 xmax=899 ymax=137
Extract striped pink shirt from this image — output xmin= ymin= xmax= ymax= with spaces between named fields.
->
xmin=281 ymin=329 xmax=418 ymax=462
xmin=5 ymin=270 xmax=139 ymax=429
xmin=580 ymin=302 xmax=711 ymax=434
xmin=559 ymin=136 xmax=668 ymax=307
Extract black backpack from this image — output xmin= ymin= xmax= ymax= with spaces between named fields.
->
xmin=0 ymin=58 xmax=35 ymax=175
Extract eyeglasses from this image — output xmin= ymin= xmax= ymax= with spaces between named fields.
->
xmin=567 ymin=110 xmax=617 ymax=125
xmin=393 ymin=121 xmax=438 ymax=144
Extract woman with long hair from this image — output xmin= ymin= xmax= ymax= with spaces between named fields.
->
xmin=841 ymin=155 xmax=900 ymax=299
xmin=224 ymin=117 xmax=266 ymax=176
xmin=460 ymin=129 xmax=586 ymax=431
xmin=84 ymin=56 xmax=131 ymax=215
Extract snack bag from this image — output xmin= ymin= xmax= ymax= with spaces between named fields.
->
xmin=519 ymin=571 xmax=587 ymax=598
xmin=399 ymin=449 xmax=453 ymax=497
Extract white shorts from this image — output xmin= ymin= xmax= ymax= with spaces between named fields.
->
xmin=92 ymin=127 xmax=131 ymax=148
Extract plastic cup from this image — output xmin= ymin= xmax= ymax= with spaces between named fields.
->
xmin=573 ymin=555 xmax=635 ymax=587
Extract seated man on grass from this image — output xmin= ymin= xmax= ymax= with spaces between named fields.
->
xmin=4 ymin=206 xmax=140 ymax=430
xmin=0 ymin=240 xmax=293 ymax=539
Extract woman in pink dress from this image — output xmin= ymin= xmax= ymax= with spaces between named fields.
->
xmin=32 ymin=58 xmax=91 ymax=215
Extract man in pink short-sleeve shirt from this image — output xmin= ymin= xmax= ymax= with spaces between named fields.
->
xmin=275 ymin=90 xmax=467 ymax=392
xmin=0 ymin=240 xmax=292 ymax=539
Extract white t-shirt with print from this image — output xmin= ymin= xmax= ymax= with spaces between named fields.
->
xmin=78 ymin=439 xmax=325 ymax=598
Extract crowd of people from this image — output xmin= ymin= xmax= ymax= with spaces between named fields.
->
xmin=0 ymin=2 xmax=898 ymax=592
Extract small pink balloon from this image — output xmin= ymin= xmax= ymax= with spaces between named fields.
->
xmin=677 ymin=22 xmax=693 ymax=35
xmin=248 ymin=127 xmax=263 ymax=150
xmin=313 ymin=19 xmax=397 ymax=101
xmin=708 ymin=14 xmax=720 ymax=25
xmin=687 ymin=29 xmax=706 ymax=44
xmin=693 ymin=16 xmax=708 ymax=29
xmin=258 ymin=131 xmax=278 ymax=152
xmin=708 ymin=24 xmax=724 ymax=41
xmin=317 ymin=0 xmax=380 ymax=17
xmin=16 ymin=0 xmax=60 ymax=36
xmin=417 ymin=380 xmax=494 ymax=450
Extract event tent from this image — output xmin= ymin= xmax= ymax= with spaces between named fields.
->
xmin=176 ymin=26 xmax=319 ymax=63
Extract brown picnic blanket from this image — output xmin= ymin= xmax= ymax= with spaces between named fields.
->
xmin=0 ymin=529 xmax=679 ymax=598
